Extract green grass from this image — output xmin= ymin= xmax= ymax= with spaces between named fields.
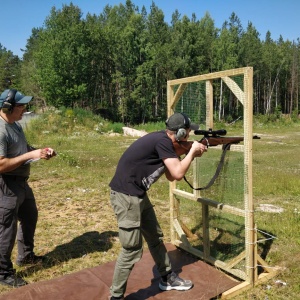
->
xmin=0 ymin=110 xmax=299 ymax=299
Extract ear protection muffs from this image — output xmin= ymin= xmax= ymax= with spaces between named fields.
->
xmin=166 ymin=113 xmax=191 ymax=141
xmin=2 ymin=89 xmax=17 ymax=114
xmin=175 ymin=127 xmax=187 ymax=141
xmin=175 ymin=113 xmax=190 ymax=141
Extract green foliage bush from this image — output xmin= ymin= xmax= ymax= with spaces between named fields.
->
xmin=135 ymin=122 xmax=166 ymax=132
xmin=28 ymin=108 xmax=110 ymax=136
xmin=254 ymin=113 xmax=300 ymax=128
xmin=105 ymin=122 xmax=124 ymax=134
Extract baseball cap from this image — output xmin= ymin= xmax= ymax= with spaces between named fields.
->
xmin=165 ymin=112 xmax=199 ymax=131
xmin=0 ymin=89 xmax=33 ymax=106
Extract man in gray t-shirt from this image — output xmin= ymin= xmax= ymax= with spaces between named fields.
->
xmin=0 ymin=89 xmax=56 ymax=288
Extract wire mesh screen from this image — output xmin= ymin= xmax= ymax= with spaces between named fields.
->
xmin=197 ymin=149 xmax=244 ymax=208
xmin=174 ymin=73 xmax=246 ymax=208
xmin=176 ymin=148 xmax=246 ymax=264
xmin=173 ymin=81 xmax=207 ymax=125
xmin=173 ymin=75 xmax=245 ymax=125
xmin=177 ymin=196 xmax=246 ymax=263
xmin=168 ymin=68 xmax=254 ymax=280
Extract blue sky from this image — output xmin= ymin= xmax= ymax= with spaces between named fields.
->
xmin=1 ymin=0 xmax=299 ymax=58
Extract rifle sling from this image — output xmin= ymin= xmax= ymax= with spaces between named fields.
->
xmin=183 ymin=143 xmax=231 ymax=191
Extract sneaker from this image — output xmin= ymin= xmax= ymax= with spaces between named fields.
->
xmin=0 ymin=273 xmax=27 ymax=287
xmin=159 ymin=272 xmax=193 ymax=291
xmin=16 ymin=253 xmax=45 ymax=266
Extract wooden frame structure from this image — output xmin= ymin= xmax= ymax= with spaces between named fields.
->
xmin=167 ymin=67 xmax=278 ymax=298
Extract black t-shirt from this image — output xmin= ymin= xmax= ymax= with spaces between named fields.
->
xmin=109 ymin=130 xmax=178 ymax=196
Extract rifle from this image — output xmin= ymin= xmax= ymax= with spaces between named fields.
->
xmin=173 ymin=128 xmax=260 ymax=157
xmin=173 ymin=128 xmax=260 ymax=190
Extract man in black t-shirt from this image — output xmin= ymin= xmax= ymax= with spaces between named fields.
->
xmin=109 ymin=113 xmax=207 ymax=300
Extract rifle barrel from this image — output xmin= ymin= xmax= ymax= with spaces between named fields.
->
xmin=201 ymin=136 xmax=243 ymax=146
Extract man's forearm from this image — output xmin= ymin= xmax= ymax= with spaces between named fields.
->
xmin=0 ymin=153 xmax=32 ymax=173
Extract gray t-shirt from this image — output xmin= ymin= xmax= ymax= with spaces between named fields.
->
xmin=0 ymin=117 xmax=30 ymax=177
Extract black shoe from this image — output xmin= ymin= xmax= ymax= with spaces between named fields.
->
xmin=16 ymin=253 xmax=45 ymax=266
xmin=0 ymin=273 xmax=27 ymax=287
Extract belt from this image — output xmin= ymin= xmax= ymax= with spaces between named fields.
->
xmin=1 ymin=175 xmax=29 ymax=181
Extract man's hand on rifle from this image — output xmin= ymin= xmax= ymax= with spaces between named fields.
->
xmin=190 ymin=141 xmax=207 ymax=158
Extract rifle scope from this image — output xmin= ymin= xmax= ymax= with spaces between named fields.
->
xmin=194 ymin=129 xmax=227 ymax=136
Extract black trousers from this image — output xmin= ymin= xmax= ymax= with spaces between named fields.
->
xmin=0 ymin=175 xmax=37 ymax=275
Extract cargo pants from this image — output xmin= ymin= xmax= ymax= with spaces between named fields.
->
xmin=0 ymin=175 xmax=38 ymax=276
xmin=110 ymin=190 xmax=172 ymax=298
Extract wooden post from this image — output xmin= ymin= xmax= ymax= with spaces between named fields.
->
xmin=206 ymin=80 xmax=214 ymax=129
xmin=243 ymin=67 xmax=255 ymax=284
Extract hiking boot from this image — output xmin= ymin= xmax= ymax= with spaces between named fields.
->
xmin=16 ymin=253 xmax=45 ymax=266
xmin=159 ymin=271 xmax=193 ymax=291
xmin=0 ymin=273 xmax=27 ymax=287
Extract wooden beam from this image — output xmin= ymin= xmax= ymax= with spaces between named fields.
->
xmin=168 ymin=67 xmax=250 ymax=85
xmin=221 ymin=76 xmax=245 ymax=105
xmin=221 ymin=281 xmax=251 ymax=299
xmin=171 ymin=83 xmax=187 ymax=110
xmin=197 ymin=197 xmax=245 ymax=217
xmin=174 ymin=240 xmax=247 ymax=280
xmin=173 ymin=219 xmax=191 ymax=248
xmin=225 ymin=251 xmax=246 ymax=269
xmin=221 ymin=270 xmax=279 ymax=299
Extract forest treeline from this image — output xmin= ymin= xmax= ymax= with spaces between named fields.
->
xmin=0 ymin=1 xmax=299 ymax=124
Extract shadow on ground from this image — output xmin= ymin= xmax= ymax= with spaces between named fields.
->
xmin=19 ymin=230 xmax=118 ymax=277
